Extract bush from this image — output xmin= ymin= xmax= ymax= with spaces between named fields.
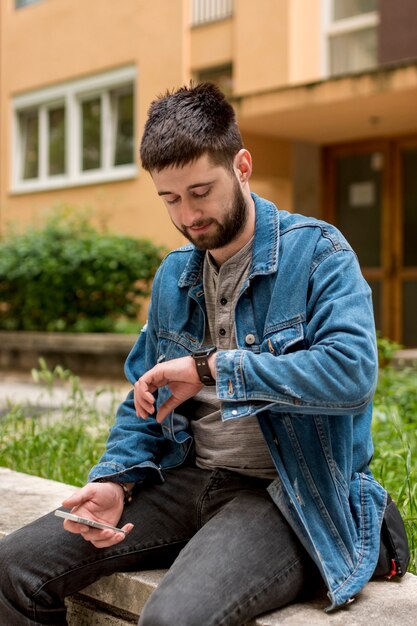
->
xmin=0 ymin=207 xmax=165 ymax=332
xmin=377 ymin=331 xmax=402 ymax=368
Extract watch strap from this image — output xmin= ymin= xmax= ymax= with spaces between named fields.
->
xmin=192 ymin=349 xmax=216 ymax=386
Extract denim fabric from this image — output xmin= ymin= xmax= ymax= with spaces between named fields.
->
xmin=0 ymin=468 xmax=317 ymax=625
xmin=88 ymin=195 xmax=386 ymax=609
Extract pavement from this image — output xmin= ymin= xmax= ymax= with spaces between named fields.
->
xmin=0 ymin=369 xmax=130 ymax=419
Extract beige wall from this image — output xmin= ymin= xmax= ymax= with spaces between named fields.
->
xmin=0 ymin=0 xmax=187 ymax=249
xmin=190 ymin=18 xmax=233 ymax=71
xmin=288 ymin=0 xmax=322 ymax=85
xmin=243 ymin=132 xmax=293 ymax=210
xmin=190 ymin=0 xmax=323 ymax=93
xmin=234 ymin=0 xmax=290 ymax=95
xmin=1 ymin=0 xmax=326 ymax=248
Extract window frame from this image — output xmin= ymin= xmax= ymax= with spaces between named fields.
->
xmin=191 ymin=0 xmax=233 ymax=27
xmin=11 ymin=66 xmax=137 ymax=194
xmin=321 ymin=0 xmax=380 ymax=78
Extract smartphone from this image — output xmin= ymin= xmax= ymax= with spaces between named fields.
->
xmin=54 ymin=509 xmax=127 ymax=536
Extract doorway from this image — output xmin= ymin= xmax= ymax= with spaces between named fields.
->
xmin=324 ymin=138 xmax=417 ymax=347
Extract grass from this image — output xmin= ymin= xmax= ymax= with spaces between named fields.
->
xmin=0 ymin=360 xmax=117 ymax=486
xmin=0 ymin=358 xmax=416 ymax=574
xmin=372 ymin=365 xmax=417 ymax=574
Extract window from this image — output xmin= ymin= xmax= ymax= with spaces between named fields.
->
xmin=15 ymin=0 xmax=42 ymax=8
xmin=195 ymin=64 xmax=233 ymax=97
xmin=19 ymin=110 xmax=39 ymax=180
xmin=81 ymin=97 xmax=102 ymax=171
xmin=48 ymin=106 xmax=66 ymax=176
xmin=113 ymin=88 xmax=134 ymax=166
xmin=323 ymin=0 xmax=379 ymax=77
xmin=191 ymin=0 xmax=233 ymax=26
xmin=12 ymin=66 xmax=137 ymax=193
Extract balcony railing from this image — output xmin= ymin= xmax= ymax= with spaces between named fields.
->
xmin=191 ymin=0 xmax=233 ymax=26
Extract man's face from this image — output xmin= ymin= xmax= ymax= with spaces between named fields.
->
xmin=151 ymin=154 xmax=249 ymax=252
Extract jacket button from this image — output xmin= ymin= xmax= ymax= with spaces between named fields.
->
xmin=219 ymin=328 xmax=226 ymax=336
xmin=245 ymin=333 xmax=256 ymax=345
xmin=220 ymin=297 xmax=228 ymax=306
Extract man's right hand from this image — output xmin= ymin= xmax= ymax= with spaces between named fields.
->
xmin=60 ymin=482 xmax=134 ymax=548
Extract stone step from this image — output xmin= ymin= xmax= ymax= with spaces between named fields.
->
xmin=1 ymin=467 xmax=416 ymax=625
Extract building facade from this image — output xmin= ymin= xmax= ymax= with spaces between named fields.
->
xmin=1 ymin=0 xmax=417 ymax=344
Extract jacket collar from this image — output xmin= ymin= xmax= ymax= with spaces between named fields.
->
xmin=178 ymin=193 xmax=280 ymax=288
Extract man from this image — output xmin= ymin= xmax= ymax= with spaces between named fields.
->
xmin=0 ymin=83 xmax=387 ymax=625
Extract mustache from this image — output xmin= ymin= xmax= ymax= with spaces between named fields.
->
xmin=184 ymin=218 xmax=216 ymax=229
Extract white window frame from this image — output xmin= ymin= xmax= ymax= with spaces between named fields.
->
xmin=11 ymin=65 xmax=137 ymax=194
xmin=191 ymin=0 xmax=233 ymax=27
xmin=321 ymin=0 xmax=379 ymax=78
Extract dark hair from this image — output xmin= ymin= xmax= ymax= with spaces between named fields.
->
xmin=140 ymin=82 xmax=243 ymax=172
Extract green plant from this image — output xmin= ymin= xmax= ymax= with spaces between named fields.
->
xmin=0 ymin=360 xmax=117 ymax=485
xmin=372 ymin=365 xmax=417 ymax=574
xmin=377 ymin=332 xmax=402 ymax=368
xmin=0 ymin=206 xmax=165 ymax=332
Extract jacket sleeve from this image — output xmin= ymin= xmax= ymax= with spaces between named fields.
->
xmin=215 ymin=248 xmax=378 ymax=419
xmin=88 ymin=273 xmax=167 ymax=484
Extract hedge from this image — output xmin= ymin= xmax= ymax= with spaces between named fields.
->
xmin=0 ymin=208 xmax=165 ymax=332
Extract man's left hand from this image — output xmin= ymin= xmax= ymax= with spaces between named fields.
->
xmin=134 ymin=355 xmax=215 ymax=423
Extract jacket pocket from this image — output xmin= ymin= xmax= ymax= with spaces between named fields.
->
xmin=262 ymin=318 xmax=305 ymax=356
xmin=157 ymin=332 xmax=199 ymax=362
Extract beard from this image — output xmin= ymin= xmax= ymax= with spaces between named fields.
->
xmin=175 ymin=179 xmax=249 ymax=251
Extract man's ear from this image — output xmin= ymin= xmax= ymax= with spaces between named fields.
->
xmin=234 ymin=149 xmax=252 ymax=183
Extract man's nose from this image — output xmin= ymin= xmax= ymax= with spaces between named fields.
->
xmin=181 ymin=198 xmax=202 ymax=226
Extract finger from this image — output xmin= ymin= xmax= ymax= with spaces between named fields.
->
xmin=134 ymin=381 xmax=156 ymax=417
xmin=134 ymin=378 xmax=155 ymax=400
xmin=156 ymin=396 xmax=182 ymax=423
xmin=61 ymin=485 xmax=92 ymax=509
xmin=63 ymin=519 xmax=88 ymax=535
xmin=86 ymin=523 xmax=134 ymax=548
xmin=90 ymin=533 xmax=125 ymax=548
xmin=135 ymin=399 xmax=155 ymax=419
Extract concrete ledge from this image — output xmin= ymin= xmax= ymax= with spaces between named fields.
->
xmin=0 ymin=331 xmax=137 ymax=378
xmin=393 ymin=348 xmax=417 ymax=369
xmin=1 ymin=330 xmax=416 ymax=381
xmin=1 ymin=467 xmax=417 ymax=625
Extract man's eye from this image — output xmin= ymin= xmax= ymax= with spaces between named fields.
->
xmin=191 ymin=189 xmax=210 ymax=199
xmin=166 ymin=197 xmax=180 ymax=205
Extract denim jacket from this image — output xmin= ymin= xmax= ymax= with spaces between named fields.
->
xmin=89 ymin=194 xmax=387 ymax=611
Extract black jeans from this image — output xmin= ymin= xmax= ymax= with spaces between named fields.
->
xmin=0 ymin=467 xmax=319 ymax=626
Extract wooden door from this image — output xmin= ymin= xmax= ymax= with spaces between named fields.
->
xmin=324 ymin=141 xmax=392 ymax=340
xmin=393 ymin=138 xmax=417 ymax=346
xmin=325 ymin=138 xmax=417 ymax=346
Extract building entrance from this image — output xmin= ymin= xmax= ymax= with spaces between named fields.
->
xmin=325 ymin=138 xmax=417 ymax=347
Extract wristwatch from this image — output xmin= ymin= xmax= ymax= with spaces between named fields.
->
xmin=192 ymin=347 xmax=217 ymax=386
